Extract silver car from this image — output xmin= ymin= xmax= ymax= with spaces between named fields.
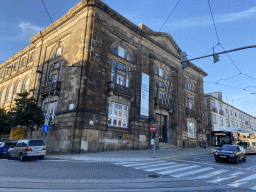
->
xmin=7 ymin=139 xmax=46 ymax=161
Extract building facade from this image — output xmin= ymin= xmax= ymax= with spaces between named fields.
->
xmin=0 ymin=0 xmax=207 ymax=153
xmin=204 ymin=92 xmax=256 ymax=144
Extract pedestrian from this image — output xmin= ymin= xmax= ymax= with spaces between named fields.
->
xmin=203 ymin=140 xmax=206 ymax=149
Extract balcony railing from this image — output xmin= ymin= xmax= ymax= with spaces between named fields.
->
xmin=186 ymin=107 xmax=201 ymax=118
xmin=107 ymin=81 xmax=134 ymax=98
xmin=212 ymin=107 xmax=217 ymax=113
xmin=154 ymin=97 xmax=173 ymax=110
xmin=41 ymin=81 xmax=61 ymax=96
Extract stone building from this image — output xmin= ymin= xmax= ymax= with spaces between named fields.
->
xmin=204 ymin=92 xmax=256 ymax=145
xmin=0 ymin=0 xmax=207 ymax=153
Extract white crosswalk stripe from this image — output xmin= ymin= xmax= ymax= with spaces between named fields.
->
xmin=207 ymin=172 xmax=244 ymax=183
xmin=144 ymin=162 xmax=178 ymax=172
xmin=135 ymin=162 xmax=176 ymax=169
xmin=121 ymin=161 xmax=164 ymax=167
xmin=227 ymin=173 xmax=256 ymax=187
xmin=158 ymin=164 xmax=199 ymax=175
xmin=172 ymin=167 xmax=214 ymax=178
xmin=194 ymin=169 xmax=228 ymax=179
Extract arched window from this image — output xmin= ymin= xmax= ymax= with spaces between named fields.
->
xmin=186 ymin=82 xmax=194 ymax=91
xmin=14 ymin=62 xmax=18 ymax=70
xmin=7 ymin=85 xmax=13 ymax=101
xmin=24 ymin=77 xmax=30 ymax=93
xmin=112 ymin=45 xmax=131 ymax=61
xmin=1 ymin=70 xmax=4 ymax=78
xmin=21 ymin=57 xmax=26 ymax=66
xmin=15 ymin=81 xmax=21 ymax=97
xmin=0 ymin=88 xmax=6 ymax=103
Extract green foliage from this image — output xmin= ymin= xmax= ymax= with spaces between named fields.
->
xmin=10 ymin=92 xmax=44 ymax=137
xmin=0 ymin=108 xmax=12 ymax=135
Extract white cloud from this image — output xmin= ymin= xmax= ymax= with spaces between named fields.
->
xmin=169 ymin=5 xmax=256 ymax=29
xmin=0 ymin=21 xmax=44 ymax=41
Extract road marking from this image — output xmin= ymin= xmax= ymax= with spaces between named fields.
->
xmin=158 ymin=164 xmax=199 ymax=175
xmin=172 ymin=167 xmax=214 ymax=178
xmin=207 ymin=172 xmax=244 ymax=183
xmin=135 ymin=162 xmax=176 ymax=169
xmin=194 ymin=169 xmax=229 ymax=179
xmin=227 ymin=173 xmax=256 ymax=187
xmin=122 ymin=161 xmax=164 ymax=167
xmin=143 ymin=162 xmax=178 ymax=172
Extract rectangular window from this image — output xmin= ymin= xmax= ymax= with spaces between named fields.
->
xmin=219 ymin=103 xmax=222 ymax=111
xmin=14 ymin=62 xmax=18 ymax=70
xmin=213 ymin=115 xmax=217 ymax=124
xmin=117 ymin=63 xmax=125 ymax=71
xmin=111 ymin=60 xmax=116 ymax=81
xmin=212 ymin=99 xmax=215 ymax=108
xmin=187 ymin=93 xmax=195 ymax=110
xmin=56 ymin=47 xmax=62 ymax=57
xmin=159 ymin=91 xmax=164 ymax=99
xmin=118 ymin=46 xmax=125 ymax=58
xmin=108 ymin=102 xmax=128 ymax=128
xmin=220 ymin=118 xmax=223 ymax=126
xmin=187 ymin=121 xmax=196 ymax=138
xmin=126 ymin=67 xmax=130 ymax=87
xmin=117 ymin=75 xmax=124 ymax=86
xmin=22 ymin=57 xmax=26 ymax=66
xmin=44 ymin=101 xmax=57 ymax=124
xmin=159 ymin=68 xmax=163 ymax=77
xmin=30 ymin=52 xmax=35 ymax=61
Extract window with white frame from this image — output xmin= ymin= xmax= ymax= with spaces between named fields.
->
xmin=220 ymin=117 xmax=223 ymax=126
xmin=187 ymin=121 xmax=196 ymax=138
xmin=219 ymin=103 xmax=222 ymax=111
xmin=108 ymin=102 xmax=128 ymax=128
xmin=110 ymin=60 xmax=130 ymax=87
xmin=213 ymin=115 xmax=217 ymax=124
xmin=7 ymin=85 xmax=13 ymax=101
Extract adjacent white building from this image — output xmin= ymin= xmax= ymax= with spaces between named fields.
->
xmin=204 ymin=92 xmax=256 ymax=143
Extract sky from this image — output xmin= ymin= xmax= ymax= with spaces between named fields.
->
xmin=0 ymin=0 xmax=255 ymax=116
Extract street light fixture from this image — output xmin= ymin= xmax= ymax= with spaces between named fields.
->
xmin=36 ymin=69 xmax=53 ymax=142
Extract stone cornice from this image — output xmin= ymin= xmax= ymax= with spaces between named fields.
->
xmin=187 ymin=61 xmax=208 ymax=77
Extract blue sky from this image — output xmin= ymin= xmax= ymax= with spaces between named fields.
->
xmin=0 ymin=0 xmax=255 ymax=116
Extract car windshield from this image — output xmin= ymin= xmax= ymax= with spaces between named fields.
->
xmin=29 ymin=140 xmax=45 ymax=146
xmin=222 ymin=145 xmax=237 ymax=151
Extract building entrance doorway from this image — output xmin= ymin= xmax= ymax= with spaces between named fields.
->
xmin=156 ymin=114 xmax=167 ymax=142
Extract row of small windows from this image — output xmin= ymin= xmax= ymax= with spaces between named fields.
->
xmin=1 ymin=52 xmax=35 ymax=79
xmin=0 ymin=77 xmax=30 ymax=103
xmin=213 ymin=115 xmax=255 ymax=127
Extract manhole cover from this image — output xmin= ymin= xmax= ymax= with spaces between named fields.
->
xmin=147 ymin=174 xmax=160 ymax=178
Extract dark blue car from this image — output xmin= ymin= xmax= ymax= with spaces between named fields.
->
xmin=0 ymin=142 xmax=14 ymax=158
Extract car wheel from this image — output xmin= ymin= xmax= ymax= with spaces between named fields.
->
xmin=38 ymin=156 xmax=44 ymax=160
xmin=7 ymin=153 xmax=11 ymax=160
xmin=19 ymin=153 xmax=25 ymax=162
xmin=243 ymin=156 xmax=246 ymax=162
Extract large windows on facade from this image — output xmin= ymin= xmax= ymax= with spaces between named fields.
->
xmin=44 ymin=101 xmax=57 ymax=124
xmin=7 ymin=85 xmax=13 ymax=101
xmin=155 ymin=80 xmax=165 ymax=99
xmin=0 ymin=88 xmax=6 ymax=103
xmin=112 ymin=45 xmax=131 ymax=61
xmin=30 ymin=52 xmax=35 ymax=61
xmin=186 ymin=82 xmax=194 ymax=91
xmin=1 ymin=70 xmax=4 ymax=78
xmin=48 ymin=61 xmax=63 ymax=84
xmin=15 ymin=81 xmax=21 ymax=98
xmin=212 ymin=99 xmax=215 ymax=108
xmin=110 ymin=60 xmax=130 ymax=87
xmin=219 ymin=103 xmax=222 ymax=111
xmin=24 ymin=77 xmax=30 ymax=92
xmin=213 ymin=115 xmax=217 ymax=124
xmin=21 ymin=57 xmax=26 ymax=66
xmin=187 ymin=121 xmax=196 ymax=138
xmin=220 ymin=117 xmax=223 ymax=126
xmin=108 ymin=102 xmax=128 ymax=128
xmin=14 ymin=62 xmax=18 ymax=70
xmin=155 ymin=68 xmax=164 ymax=78
xmin=7 ymin=66 xmax=11 ymax=75
xmin=187 ymin=93 xmax=195 ymax=110
xmin=226 ymin=119 xmax=229 ymax=127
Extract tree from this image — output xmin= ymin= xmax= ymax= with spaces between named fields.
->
xmin=0 ymin=108 xmax=12 ymax=135
xmin=10 ymin=92 xmax=44 ymax=138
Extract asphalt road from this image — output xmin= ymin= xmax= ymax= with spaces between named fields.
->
xmin=0 ymin=154 xmax=256 ymax=191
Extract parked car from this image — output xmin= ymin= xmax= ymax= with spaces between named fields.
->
xmin=7 ymin=139 xmax=46 ymax=161
xmin=0 ymin=142 xmax=14 ymax=157
xmin=214 ymin=144 xmax=246 ymax=164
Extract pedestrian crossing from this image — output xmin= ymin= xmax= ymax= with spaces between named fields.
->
xmin=112 ymin=160 xmax=256 ymax=190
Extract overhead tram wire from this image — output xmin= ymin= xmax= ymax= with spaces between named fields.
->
xmin=207 ymin=0 xmax=220 ymax=44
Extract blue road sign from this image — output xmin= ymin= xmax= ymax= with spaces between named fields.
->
xmin=42 ymin=125 xmax=49 ymax=132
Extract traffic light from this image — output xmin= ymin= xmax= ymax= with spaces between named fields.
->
xmin=213 ymin=54 xmax=220 ymax=63
xmin=152 ymin=132 xmax=156 ymax=139
xmin=180 ymin=52 xmax=188 ymax=69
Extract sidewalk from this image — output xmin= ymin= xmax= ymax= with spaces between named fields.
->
xmin=45 ymin=147 xmax=212 ymax=162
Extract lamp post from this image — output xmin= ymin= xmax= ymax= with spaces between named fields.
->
xmin=36 ymin=69 xmax=52 ymax=142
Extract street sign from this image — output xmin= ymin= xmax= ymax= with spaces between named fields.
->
xmin=46 ymin=115 xmax=49 ymax=121
xmin=42 ymin=125 xmax=49 ymax=133
xmin=150 ymin=125 xmax=156 ymax=132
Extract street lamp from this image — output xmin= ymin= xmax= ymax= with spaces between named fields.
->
xmin=36 ymin=69 xmax=52 ymax=142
